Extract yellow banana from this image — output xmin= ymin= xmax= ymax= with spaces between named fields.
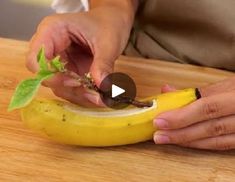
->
xmin=21 ymin=88 xmax=198 ymax=147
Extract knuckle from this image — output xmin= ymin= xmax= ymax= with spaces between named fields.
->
xmin=214 ymin=138 xmax=232 ymax=151
xmin=173 ymin=132 xmax=189 ymax=144
xmin=39 ymin=15 xmax=62 ymax=31
xmin=41 ymin=15 xmax=57 ymax=25
xmin=171 ymin=112 xmax=187 ymax=128
xmin=207 ymin=120 xmax=228 ymax=136
xmin=201 ymin=99 xmax=221 ymax=120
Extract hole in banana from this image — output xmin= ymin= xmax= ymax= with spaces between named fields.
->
xmin=63 ymin=100 xmax=157 ymax=117
xmin=62 ymin=114 xmax=66 ymax=122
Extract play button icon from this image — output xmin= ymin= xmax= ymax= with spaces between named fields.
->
xmin=112 ymin=84 xmax=125 ymax=98
xmin=99 ymin=72 xmax=137 ymax=109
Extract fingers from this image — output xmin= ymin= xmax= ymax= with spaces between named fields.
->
xmin=26 ymin=13 xmax=120 ymax=107
xmin=84 ymin=90 xmax=106 ymax=107
xmin=180 ymin=134 xmax=235 ymax=150
xmin=154 ymin=115 xmax=235 ymax=144
xmin=63 ymin=79 xmax=82 ymax=87
xmin=26 ymin=34 xmax=55 ymax=73
xmin=49 ymin=73 xmax=105 ymax=107
xmin=42 ymin=73 xmax=80 ymax=88
xmin=200 ymin=76 xmax=235 ymax=97
xmin=161 ymin=84 xmax=177 ymax=93
xmin=154 ymin=91 xmax=235 ymax=129
xmin=52 ymin=85 xmax=104 ymax=107
xmin=89 ymin=31 xmax=119 ymax=86
xmin=42 ymin=59 xmax=79 ymax=88
xmin=90 ymin=57 xmax=115 ymax=86
xmin=26 ymin=15 xmax=71 ymax=73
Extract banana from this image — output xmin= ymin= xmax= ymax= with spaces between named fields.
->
xmin=21 ymin=88 xmax=198 ymax=147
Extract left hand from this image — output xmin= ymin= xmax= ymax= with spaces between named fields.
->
xmin=153 ymin=77 xmax=235 ymax=150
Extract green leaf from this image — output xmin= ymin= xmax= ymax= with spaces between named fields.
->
xmin=8 ymin=46 xmax=66 ymax=111
xmin=37 ymin=47 xmax=48 ymax=71
xmin=8 ymin=79 xmax=42 ymax=111
xmin=8 ymin=71 xmax=54 ymax=111
xmin=37 ymin=70 xmax=55 ymax=80
xmin=50 ymin=56 xmax=65 ymax=72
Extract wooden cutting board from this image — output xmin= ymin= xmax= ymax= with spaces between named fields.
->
xmin=1 ymin=38 xmax=235 ymax=182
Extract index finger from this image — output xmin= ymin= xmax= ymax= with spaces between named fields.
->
xmin=26 ymin=29 xmax=55 ymax=73
xmin=154 ymin=91 xmax=235 ymax=129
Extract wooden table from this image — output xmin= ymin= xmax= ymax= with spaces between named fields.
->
xmin=1 ymin=38 xmax=235 ymax=182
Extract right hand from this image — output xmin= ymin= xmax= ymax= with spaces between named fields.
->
xmin=26 ymin=7 xmax=133 ymax=107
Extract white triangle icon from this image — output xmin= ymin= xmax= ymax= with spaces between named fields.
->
xmin=112 ymin=84 xmax=125 ymax=98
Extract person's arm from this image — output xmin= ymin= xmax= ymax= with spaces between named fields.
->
xmin=90 ymin=0 xmax=139 ymax=17
xmin=88 ymin=0 xmax=139 ymax=54
xmin=90 ymin=0 xmax=138 ymax=11
xmin=91 ymin=0 xmax=138 ymax=24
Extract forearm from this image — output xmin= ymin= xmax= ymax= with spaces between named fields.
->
xmin=90 ymin=0 xmax=138 ymax=26
xmin=90 ymin=0 xmax=139 ymax=11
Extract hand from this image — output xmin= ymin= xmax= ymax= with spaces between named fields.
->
xmin=153 ymin=77 xmax=235 ymax=150
xmin=26 ymin=6 xmax=134 ymax=106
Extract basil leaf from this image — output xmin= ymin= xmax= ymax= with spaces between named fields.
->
xmin=8 ymin=79 xmax=42 ymax=111
xmin=8 ymin=46 xmax=66 ymax=111
xmin=37 ymin=47 xmax=48 ymax=71
xmin=37 ymin=70 xmax=55 ymax=79
xmin=8 ymin=71 xmax=54 ymax=111
xmin=50 ymin=56 xmax=65 ymax=72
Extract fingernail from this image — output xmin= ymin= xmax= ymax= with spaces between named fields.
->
xmin=84 ymin=93 xmax=99 ymax=103
xmin=161 ymin=84 xmax=176 ymax=93
xmin=163 ymin=84 xmax=172 ymax=90
xmin=153 ymin=119 xmax=169 ymax=129
xmin=154 ymin=134 xmax=170 ymax=144
xmin=63 ymin=79 xmax=81 ymax=87
xmin=84 ymin=93 xmax=105 ymax=106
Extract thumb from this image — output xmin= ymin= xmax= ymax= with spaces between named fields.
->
xmin=83 ymin=58 xmax=114 ymax=107
xmin=90 ymin=57 xmax=115 ymax=87
xmin=161 ymin=84 xmax=177 ymax=93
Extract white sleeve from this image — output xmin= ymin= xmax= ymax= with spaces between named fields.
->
xmin=52 ymin=0 xmax=89 ymax=13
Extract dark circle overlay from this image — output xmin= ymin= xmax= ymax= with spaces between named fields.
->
xmin=99 ymin=72 xmax=137 ymax=109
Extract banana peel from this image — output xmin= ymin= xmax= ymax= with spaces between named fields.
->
xmin=21 ymin=88 xmax=198 ymax=147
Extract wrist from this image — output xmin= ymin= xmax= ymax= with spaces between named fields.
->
xmin=90 ymin=0 xmax=138 ymax=10
xmin=90 ymin=0 xmax=138 ymax=27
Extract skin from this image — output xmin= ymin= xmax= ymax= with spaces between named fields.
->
xmin=154 ymin=78 xmax=235 ymax=150
xmin=26 ymin=0 xmax=138 ymax=106
xmin=27 ymin=0 xmax=235 ymax=150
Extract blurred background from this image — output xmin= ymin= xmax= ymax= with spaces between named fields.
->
xmin=0 ymin=0 xmax=53 ymax=40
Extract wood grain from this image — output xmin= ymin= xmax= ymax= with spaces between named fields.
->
xmin=1 ymin=38 xmax=235 ymax=182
